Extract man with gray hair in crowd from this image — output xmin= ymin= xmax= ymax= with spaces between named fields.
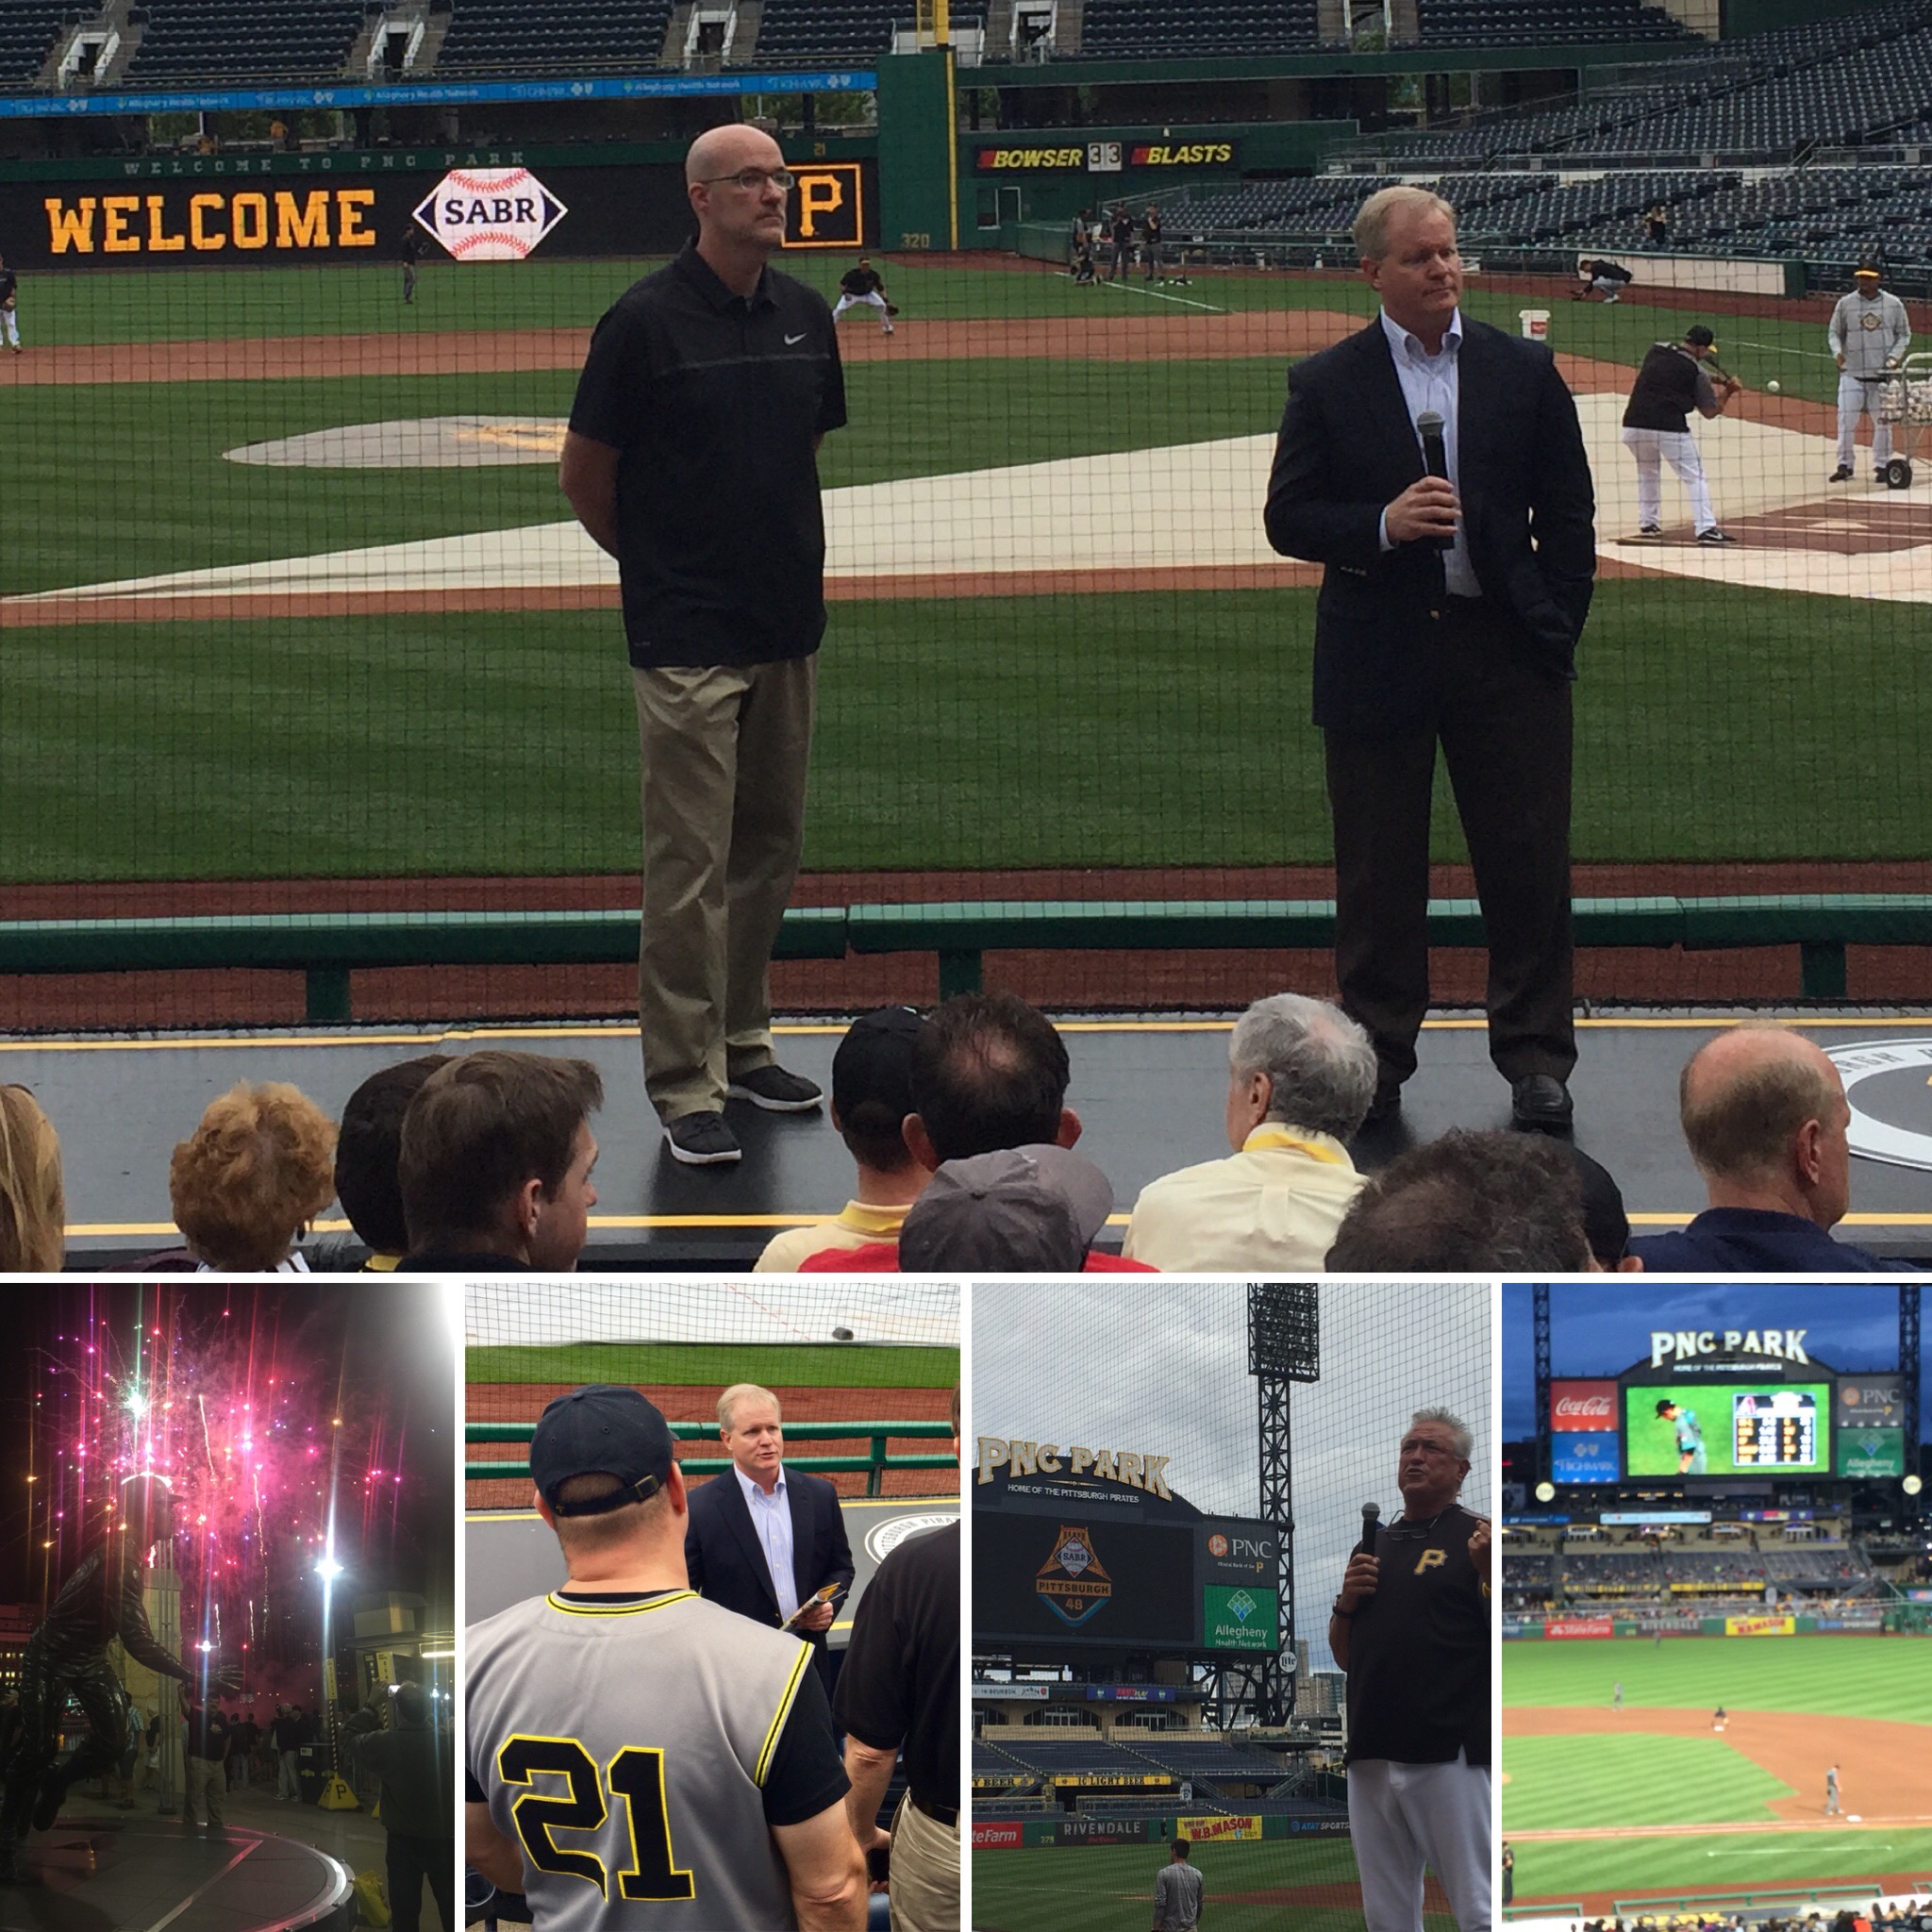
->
xmin=1330 ymin=1409 xmax=1491 ymax=1932
xmin=1123 ymin=992 xmax=1376 ymax=1271
xmin=1629 ymin=1024 xmax=1890 ymax=1272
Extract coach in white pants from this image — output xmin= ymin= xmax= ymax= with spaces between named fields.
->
xmin=1828 ymin=262 xmax=1911 ymax=481
xmin=1330 ymin=1409 xmax=1491 ymax=1932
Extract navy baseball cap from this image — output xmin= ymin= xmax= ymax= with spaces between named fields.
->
xmin=531 ymin=1385 xmax=675 ymax=1516
xmin=1685 ymin=325 xmax=1715 ymax=347
xmin=832 ymin=1005 xmax=925 ymax=1118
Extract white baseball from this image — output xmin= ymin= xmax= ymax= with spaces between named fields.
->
xmin=1766 ymin=379 xmax=1781 ymax=392
xmin=445 ymin=166 xmax=531 ymax=194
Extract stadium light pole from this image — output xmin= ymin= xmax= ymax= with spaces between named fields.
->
xmin=1534 ymin=1283 xmax=1553 ymax=1495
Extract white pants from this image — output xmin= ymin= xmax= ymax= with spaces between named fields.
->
xmin=832 ymin=291 xmax=891 ymax=329
xmin=1 ymin=305 xmax=18 ymax=348
xmin=1348 ymin=1753 xmax=1491 ymax=1932
xmin=1838 ymin=370 xmax=1893 ymax=468
xmin=1622 ymin=426 xmax=1714 ymax=532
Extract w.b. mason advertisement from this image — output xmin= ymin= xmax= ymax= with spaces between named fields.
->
xmin=0 ymin=154 xmax=875 ymax=269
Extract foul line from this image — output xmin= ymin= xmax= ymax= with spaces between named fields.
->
xmin=1091 ymin=275 xmax=1230 ymax=315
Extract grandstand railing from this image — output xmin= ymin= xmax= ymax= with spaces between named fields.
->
xmin=466 ymin=1418 xmax=955 ymax=1497
xmin=9 ymin=893 xmax=1932 ymax=1018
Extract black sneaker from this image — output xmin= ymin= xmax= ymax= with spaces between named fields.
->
xmin=664 ymin=1112 xmax=742 ymax=1165
xmin=725 ymin=1065 xmax=824 ymax=1112
xmin=1636 ymin=523 xmax=1662 ymax=538
xmin=1695 ymin=527 xmax=1737 ymax=545
xmin=1829 ymin=464 xmax=1854 ymax=482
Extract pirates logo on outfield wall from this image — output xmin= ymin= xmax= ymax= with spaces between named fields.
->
xmin=413 ymin=166 xmax=567 ymax=260
xmin=1823 ymin=1039 xmax=1932 ymax=1172
xmin=1036 ymin=1524 xmax=1112 ymax=1628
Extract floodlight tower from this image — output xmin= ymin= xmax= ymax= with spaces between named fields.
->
xmin=1209 ymin=1283 xmax=1320 ymax=1728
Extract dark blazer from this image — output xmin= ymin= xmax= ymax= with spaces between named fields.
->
xmin=1265 ymin=314 xmax=1596 ymax=736
xmin=1630 ymin=1208 xmax=1902 ymax=1274
xmin=684 ymin=1465 xmax=857 ymax=1657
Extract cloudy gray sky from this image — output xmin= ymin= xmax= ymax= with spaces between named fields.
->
xmin=972 ymin=1280 xmax=1491 ymax=1673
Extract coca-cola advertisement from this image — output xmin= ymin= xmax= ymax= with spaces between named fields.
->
xmin=1549 ymin=1379 xmax=1619 ymax=1432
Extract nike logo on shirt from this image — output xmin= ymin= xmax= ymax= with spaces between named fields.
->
xmin=784 ymin=332 xmax=808 ymax=344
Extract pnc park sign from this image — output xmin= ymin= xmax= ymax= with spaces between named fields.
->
xmin=975 ymin=1435 xmax=1173 ymax=1499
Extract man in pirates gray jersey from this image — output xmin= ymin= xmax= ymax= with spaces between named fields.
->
xmin=465 ymin=1385 xmax=867 ymax=1931
xmin=1828 ymin=262 xmax=1911 ymax=482
xmin=1152 ymin=1838 xmax=1206 ymax=1929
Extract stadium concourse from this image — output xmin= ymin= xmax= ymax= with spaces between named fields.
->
xmin=11 ymin=1008 xmax=1932 ymax=1267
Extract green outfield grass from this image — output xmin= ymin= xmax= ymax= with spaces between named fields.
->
xmin=1504 ymin=1636 xmax=1932 ymax=1724
xmin=972 ymin=1835 xmax=1454 ymax=1932
xmin=5 ymin=576 xmax=1926 ymax=880
xmin=465 ymin=1341 xmax=959 ymax=1386
xmin=1509 ymin=1825 xmax=1932 ymax=1905
xmin=1505 ymin=1733 xmax=1793 ymax=1830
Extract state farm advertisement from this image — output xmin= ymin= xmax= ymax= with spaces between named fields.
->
xmin=1550 ymin=1380 xmax=1619 ymax=1432
xmin=973 ymin=1822 xmax=1022 ymax=1849
xmin=1546 ymin=1618 xmax=1615 ymax=1640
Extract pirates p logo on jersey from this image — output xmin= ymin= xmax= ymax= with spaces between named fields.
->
xmin=1414 ymin=1548 xmax=1448 ymax=1574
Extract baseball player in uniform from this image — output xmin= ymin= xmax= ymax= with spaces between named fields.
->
xmin=1656 ymin=1399 xmax=1706 ymax=1475
xmin=832 ymin=258 xmax=894 ymax=337
xmin=1825 ymin=1764 xmax=1841 ymax=1816
xmin=465 ymin=1386 xmax=868 ymax=1931
xmin=1329 ymin=1409 xmax=1491 ymax=1932
xmin=1828 ymin=263 xmax=1911 ymax=481
xmin=0 ymin=257 xmax=20 ymax=352
xmin=1621 ymin=325 xmax=1740 ymax=542
xmin=1141 ymin=207 xmax=1163 ymax=283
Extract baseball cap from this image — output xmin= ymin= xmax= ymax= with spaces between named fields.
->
xmin=1855 ymin=261 xmax=1881 ymax=276
xmin=897 ymin=1143 xmax=1113 ymax=1273
xmin=530 ymin=1385 xmax=675 ymax=1516
xmin=1570 ymin=1146 xmax=1630 ymax=1265
xmin=1685 ymin=325 xmax=1715 ymax=347
xmin=832 ymin=1005 xmax=925 ymax=1118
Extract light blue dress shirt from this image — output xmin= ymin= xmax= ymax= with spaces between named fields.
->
xmin=1376 ymin=306 xmax=1481 ymax=598
xmin=734 ymin=1462 xmax=801 ymax=1624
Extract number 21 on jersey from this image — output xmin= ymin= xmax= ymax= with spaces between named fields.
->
xmin=498 ymin=1736 xmax=695 ymax=1902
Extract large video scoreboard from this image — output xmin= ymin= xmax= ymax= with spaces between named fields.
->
xmin=1624 ymin=1382 xmax=1831 ymax=1478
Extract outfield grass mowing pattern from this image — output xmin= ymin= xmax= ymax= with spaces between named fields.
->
xmin=465 ymin=1341 xmax=960 ymax=1386
xmin=1504 ymin=1732 xmax=1792 ymax=1830
xmin=1509 ymin=1825 xmax=1932 ymax=1906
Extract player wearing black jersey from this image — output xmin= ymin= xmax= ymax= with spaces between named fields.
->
xmin=1329 ymin=1410 xmax=1491 ymax=1932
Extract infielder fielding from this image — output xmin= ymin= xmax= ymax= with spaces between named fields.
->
xmin=1828 ymin=262 xmax=1911 ymax=482
xmin=465 ymin=1385 xmax=868 ymax=1930
xmin=1329 ymin=1410 xmax=1491 ymax=1932
xmin=1621 ymin=325 xmax=1740 ymax=543
xmin=831 ymin=258 xmax=895 ymax=337
xmin=0 ymin=256 xmax=19 ymax=353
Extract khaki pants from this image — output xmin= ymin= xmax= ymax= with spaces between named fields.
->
xmin=632 ymin=658 xmax=816 ymax=1123
xmin=185 ymin=1756 xmax=225 ymax=1827
xmin=888 ymin=1793 xmax=959 ymax=1932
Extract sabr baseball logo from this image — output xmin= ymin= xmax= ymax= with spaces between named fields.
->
xmin=1823 ymin=1039 xmax=1932 ymax=1172
xmin=863 ymin=1513 xmax=954 ymax=1563
xmin=413 ymin=166 xmax=567 ymax=260
xmin=1035 ymin=1524 xmax=1112 ymax=1628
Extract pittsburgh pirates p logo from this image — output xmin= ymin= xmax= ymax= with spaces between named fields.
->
xmin=1414 ymin=1548 xmax=1447 ymax=1574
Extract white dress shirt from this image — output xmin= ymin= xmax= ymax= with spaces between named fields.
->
xmin=733 ymin=1462 xmax=800 ymax=1624
xmin=1376 ymin=306 xmax=1481 ymax=598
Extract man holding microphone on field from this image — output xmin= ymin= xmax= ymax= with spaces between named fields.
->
xmin=1329 ymin=1409 xmax=1491 ymax=1932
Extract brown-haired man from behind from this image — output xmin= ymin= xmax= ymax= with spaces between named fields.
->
xmin=397 ymin=1051 xmax=603 ymax=1272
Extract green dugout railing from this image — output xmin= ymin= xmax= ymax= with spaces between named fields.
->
xmin=6 ymin=894 xmax=1930 ymax=1020
xmin=466 ymin=1419 xmax=955 ymax=1499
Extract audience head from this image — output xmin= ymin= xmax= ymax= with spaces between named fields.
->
xmin=334 ymin=1055 xmax=453 ymax=1258
xmin=530 ymin=1384 xmax=682 ymax=1568
xmin=399 ymin=1051 xmax=604 ymax=1269
xmin=898 ymin=1143 xmax=1111 ymax=1273
xmin=1573 ymin=1146 xmax=1641 ymax=1271
xmin=1678 ymin=1025 xmax=1852 ymax=1229
xmin=831 ymin=1007 xmax=926 ymax=1176
xmin=1225 ymin=993 xmax=1378 ymax=1147
xmin=1325 ymin=1127 xmax=1591 ymax=1273
xmin=0 ymin=1084 xmax=65 ymax=1274
xmin=906 ymin=992 xmax=1076 ymax=1170
xmin=169 ymin=1083 xmax=337 ymax=1272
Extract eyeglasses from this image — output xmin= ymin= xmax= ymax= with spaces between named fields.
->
xmin=700 ymin=168 xmax=795 ymax=192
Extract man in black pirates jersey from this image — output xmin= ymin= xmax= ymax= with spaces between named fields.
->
xmin=1329 ymin=1410 xmax=1491 ymax=1932
xmin=465 ymin=1386 xmax=867 ymax=1931
xmin=831 ymin=257 xmax=894 ymax=338
xmin=0 ymin=1474 xmax=234 ymax=1881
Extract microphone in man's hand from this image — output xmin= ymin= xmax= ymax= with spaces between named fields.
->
xmin=1414 ymin=410 xmax=1457 ymax=552
xmin=1356 ymin=1501 xmax=1381 ymax=1558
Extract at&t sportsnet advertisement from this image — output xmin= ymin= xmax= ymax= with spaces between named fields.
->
xmin=1624 ymin=1382 xmax=1832 ymax=1476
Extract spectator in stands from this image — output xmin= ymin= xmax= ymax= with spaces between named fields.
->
xmin=1621 ymin=325 xmax=1741 ymax=544
xmin=1828 ymin=262 xmax=1911 ymax=483
xmin=757 ymin=1007 xmax=929 ymax=1271
xmin=166 ymin=1083 xmax=337 ymax=1273
xmin=1325 ymin=1128 xmax=1592 ymax=1273
xmin=330 ymin=1055 xmax=453 ymax=1270
xmin=397 ymin=1051 xmax=603 ymax=1272
xmin=1573 ymin=1146 xmax=1643 ymax=1271
xmin=834 ymin=1386 xmax=959 ymax=1932
xmin=1574 ymin=257 xmax=1634 ymax=303
xmin=895 ymin=1144 xmax=1132 ymax=1273
xmin=1643 ymin=204 xmax=1669 ymax=248
xmin=1122 ymin=993 xmax=1374 ymax=1272
xmin=1628 ymin=1025 xmax=1893 ymax=1272
xmin=0 ymin=1084 xmax=65 ymax=1273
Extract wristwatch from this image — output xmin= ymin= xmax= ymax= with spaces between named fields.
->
xmin=1331 ymin=1597 xmax=1357 ymax=1619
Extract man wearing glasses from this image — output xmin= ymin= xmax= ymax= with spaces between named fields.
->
xmin=560 ymin=125 xmax=846 ymax=1167
xmin=1328 ymin=1410 xmax=1491 ymax=1932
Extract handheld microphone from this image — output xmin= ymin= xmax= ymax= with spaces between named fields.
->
xmin=1356 ymin=1501 xmax=1381 ymax=1558
xmin=1414 ymin=409 xmax=1456 ymax=552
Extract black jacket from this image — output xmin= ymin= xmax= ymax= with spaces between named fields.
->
xmin=1265 ymin=314 xmax=1597 ymax=735
xmin=684 ymin=1467 xmax=856 ymax=1657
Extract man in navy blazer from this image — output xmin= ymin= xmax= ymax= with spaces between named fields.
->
xmin=1266 ymin=185 xmax=1596 ymax=1135
xmin=685 ymin=1382 xmax=856 ymax=1685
